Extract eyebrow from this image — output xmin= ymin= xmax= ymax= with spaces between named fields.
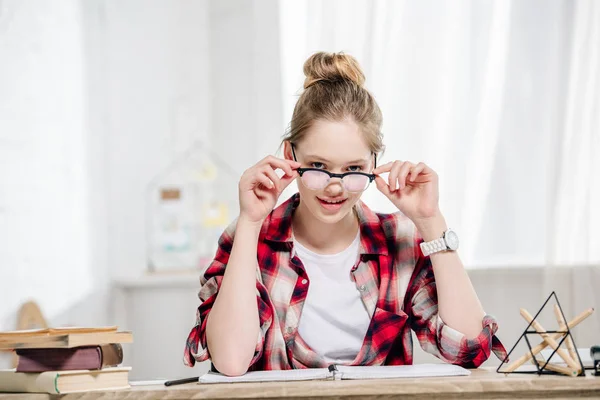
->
xmin=304 ymin=154 xmax=370 ymax=165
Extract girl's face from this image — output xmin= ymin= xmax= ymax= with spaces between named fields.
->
xmin=286 ymin=118 xmax=374 ymax=225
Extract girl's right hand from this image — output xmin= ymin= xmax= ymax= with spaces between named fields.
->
xmin=238 ymin=156 xmax=300 ymax=225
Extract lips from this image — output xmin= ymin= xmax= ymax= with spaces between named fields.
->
xmin=318 ymin=197 xmax=347 ymax=204
xmin=317 ymin=197 xmax=347 ymax=211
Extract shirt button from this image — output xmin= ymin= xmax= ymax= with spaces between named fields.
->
xmin=301 ymin=279 xmax=308 ymax=285
xmin=359 ymin=285 xmax=366 ymax=291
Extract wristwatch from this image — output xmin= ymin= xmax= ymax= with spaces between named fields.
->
xmin=419 ymin=229 xmax=459 ymax=257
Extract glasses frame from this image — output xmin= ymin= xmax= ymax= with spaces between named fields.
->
xmin=290 ymin=144 xmax=377 ymax=193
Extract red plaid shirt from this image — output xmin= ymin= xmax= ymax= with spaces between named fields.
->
xmin=184 ymin=193 xmax=507 ymax=370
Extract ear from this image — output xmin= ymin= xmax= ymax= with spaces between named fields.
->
xmin=283 ymin=141 xmax=294 ymax=162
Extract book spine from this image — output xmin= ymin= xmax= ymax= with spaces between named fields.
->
xmin=100 ymin=343 xmax=123 ymax=368
xmin=0 ymin=370 xmax=59 ymax=394
xmin=16 ymin=345 xmax=122 ymax=372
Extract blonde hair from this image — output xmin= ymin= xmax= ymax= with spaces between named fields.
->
xmin=282 ymin=51 xmax=384 ymax=155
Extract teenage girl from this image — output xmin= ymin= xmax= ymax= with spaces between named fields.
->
xmin=184 ymin=51 xmax=506 ymax=376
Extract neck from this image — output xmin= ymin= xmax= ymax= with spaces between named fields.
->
xmin=292 ymin=199 xmax=359 ymax=254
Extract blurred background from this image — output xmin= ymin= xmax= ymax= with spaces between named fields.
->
xmin=0 ymin=0 xmax=599 ymax=380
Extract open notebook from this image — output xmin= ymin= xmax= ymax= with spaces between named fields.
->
xmin=199 ymin=363 xmax=470 ymax=384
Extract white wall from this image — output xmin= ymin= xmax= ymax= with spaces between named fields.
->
xmin=0 ymin=0 xmax=109 ymax=368
xmin=100 ymin=0 xmax=283 ymax=281
xmin=0 ymin=0 xmax=283 ymax=369
xmin=99 ymin=0 xmax=212 ymax=280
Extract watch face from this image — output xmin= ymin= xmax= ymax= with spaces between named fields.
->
xmin=445 ymin=230 xmax=459 ymax=250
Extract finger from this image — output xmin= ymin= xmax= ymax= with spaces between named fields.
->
xmin=262 ymin=166 xmax=282 ymax=191
xmin=397 ymin=162 xmax=414 ymax=190
xmin=254 ymin=173 xmax=275 ymax=190
xmin=254 ymin=184 xmax=274 ymax=202
xmin=373 ymin=161 xmax=396 ymax=175
xmin=409 ymin=163 xmax=426 ymax=181
xmin=260 ymin=155 xmax=292 ymax=176
xmin=375 ymin=176 xmax=392 ymax=197
xmin=284 ymin=158 xmax=302 ymax=169
xmin=240 ymin=169 xmax=262 ymax=192
xmin=278 ymin=171 xmax=299 ymax=191
xmin=280 ymin=158 xmax=302 ymax=174
xmin=411 ymin=163 xmax=437 ymax=183
xmin=388 ymin=161 xmax=404 ymax=191
xmin=261 ymin=156 xmax=299 ymax=176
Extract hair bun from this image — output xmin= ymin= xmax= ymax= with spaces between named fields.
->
xmin=303 ymin=52 xmax=366 ymax=89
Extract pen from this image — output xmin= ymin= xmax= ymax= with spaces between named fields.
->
xmin=164 ymin=376 xmax=199 ymax=386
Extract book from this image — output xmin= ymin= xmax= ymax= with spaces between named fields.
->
xmin=0 ymin=367 xmax=131 ymax=394
xmin=0 ymin=326 xmax=118 ymax=339
xmin=0 ymin=331 xmax=133 ymax=350
xmin=198 ymin=363 xmax=471 ymax=384
xmin=16 ymin=344 xmax=124 ymax=372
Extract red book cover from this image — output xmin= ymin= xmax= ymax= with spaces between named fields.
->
xmin=16 ymin=344 xmax=123 ymax=372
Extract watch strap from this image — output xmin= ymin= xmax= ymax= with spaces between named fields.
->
xmin=420 ymin=237 xmax=447 ymax=257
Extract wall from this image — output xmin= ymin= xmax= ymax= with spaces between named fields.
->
xmin=0 ymin=0 xmax=282 ymax=369
xmin=101 ymin=0 xmax=283 ymax=281
xmin=0 ymin=0 xmax=111 ymax=368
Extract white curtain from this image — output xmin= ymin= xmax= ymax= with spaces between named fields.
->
xmin=549 ymin=0 xmax=600 ymax=266
xmin=278 ymin=0 xmax=600 ymax=268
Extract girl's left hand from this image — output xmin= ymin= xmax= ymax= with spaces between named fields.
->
xmin=373 ymin=161 xmax=440 ymax=222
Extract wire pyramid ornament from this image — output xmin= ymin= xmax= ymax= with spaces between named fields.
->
xmin=497 ymin=291 xmax=593 ymax=377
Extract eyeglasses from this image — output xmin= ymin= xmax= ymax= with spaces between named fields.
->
xmin=291 ymin=145 xmax=377 ymax=193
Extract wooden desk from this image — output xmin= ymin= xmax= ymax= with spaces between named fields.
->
xmin=1 ymin=369 xmax=600 ymax=399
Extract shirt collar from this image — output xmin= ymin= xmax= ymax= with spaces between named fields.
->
xmin=264 ymin=193 xmax=388 ymax=256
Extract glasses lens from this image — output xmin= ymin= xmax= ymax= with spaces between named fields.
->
xmin=343 ymin=174 xmax=370 ymax=192
xmin=301 ymin=170 xmax=330 ymax=190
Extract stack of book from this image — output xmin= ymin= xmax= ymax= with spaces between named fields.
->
xmin=0 ymin=326 xmax=133 ymax=394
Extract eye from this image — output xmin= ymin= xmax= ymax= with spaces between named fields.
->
xmin=347 ymin=165 xmax=363 ymax=172
xmin=311 ymin=162 xmax=326 ymax=169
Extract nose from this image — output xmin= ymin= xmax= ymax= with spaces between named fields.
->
xmin=324 ymin=178 xmax=344 ymax=196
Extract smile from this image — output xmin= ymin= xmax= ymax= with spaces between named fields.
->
xmin=317 ymin=197 xmax=347 ymax=207
xmin=318 ymin=198 xmax=347 ymax=204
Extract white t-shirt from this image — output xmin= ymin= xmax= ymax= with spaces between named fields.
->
xmin=293 ymin=232 xmax=371 ymax=364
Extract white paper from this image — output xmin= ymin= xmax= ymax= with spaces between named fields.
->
xmin=335 ymin=363 xmax=471 ymax=380
xmin=199 ymin=368 xmax=330 ymax=384
xmin=129 ymin=380 xmax=167 ymax=386
xmin=198 ymin=363 xmax=470 ymax=384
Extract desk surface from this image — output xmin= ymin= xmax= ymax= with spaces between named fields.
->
xmin=1 ymin=368 xmax=600 ymax=400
